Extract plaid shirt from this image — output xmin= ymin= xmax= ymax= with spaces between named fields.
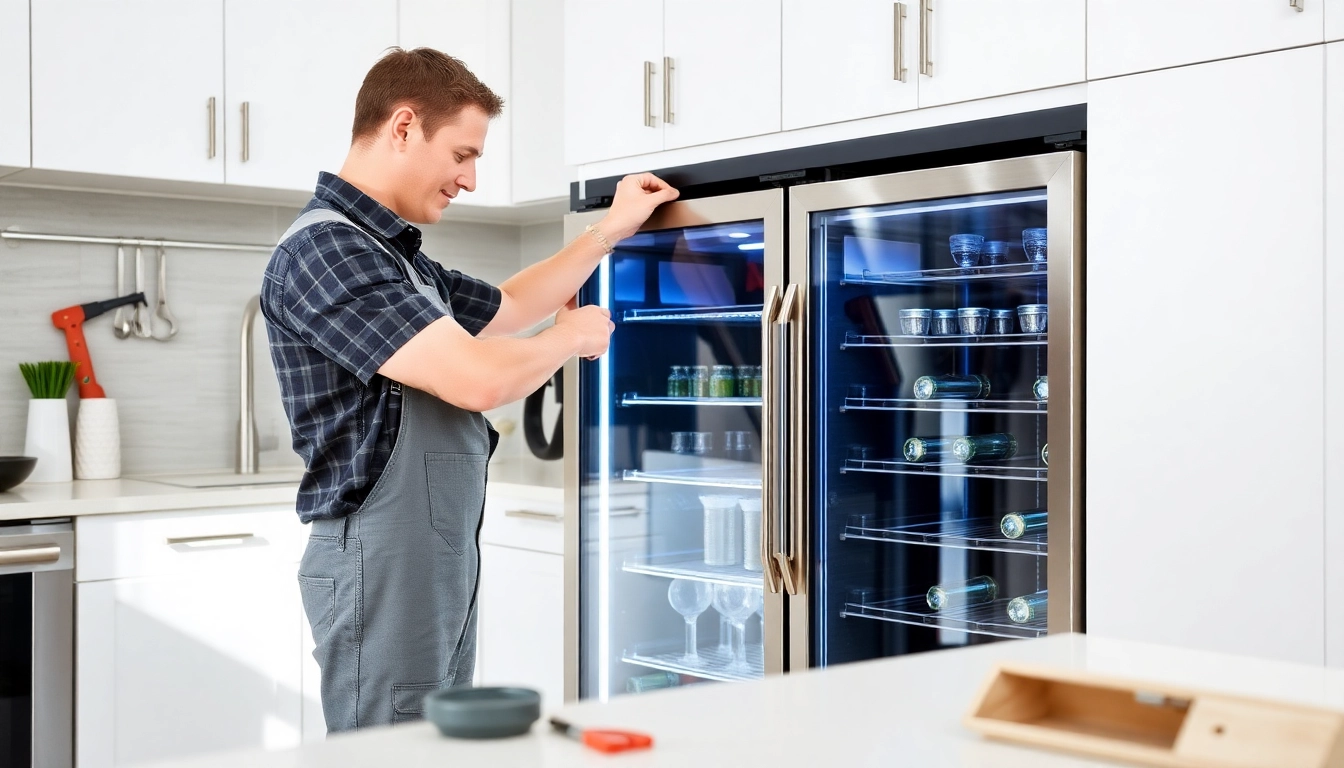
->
xmin=261 ymin=172 xmax=501 ymax=523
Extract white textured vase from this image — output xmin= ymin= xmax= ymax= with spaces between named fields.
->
xmin=23 ymin=398 xmax=73 ymax=483
xmin=75 ymin=398 xmax=121 ymax=480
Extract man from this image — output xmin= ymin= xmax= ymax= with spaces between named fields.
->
xmin=261 ymin=47 xmax=677 ymax=732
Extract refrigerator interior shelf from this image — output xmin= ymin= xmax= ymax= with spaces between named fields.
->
xmin=841 ymin=262 xmax=1047 ymax=287
xmin=841 ymin=396 xmax=1046 ymax=414
xmin=841 ymin=457 xmax=1046 ymax=483
xmin=621 ymin=394 xmax=763 ymax=407
xmin=623 ymin=641 xmax=764 ymax=683
xmin=623 ymin=467 xmax=762 ymax=490
xmin=621 ymin=305 xmax=763 ymax=325
xmin=842 ymin=515 xmax=1047 ymax=556
xmin=623 ymin=551 xmax=764 ymax=587
xmin=842 ymin=595 xmax=1047 ymax=640
xmin=842 ymin=331 xmax=1047 ymax=349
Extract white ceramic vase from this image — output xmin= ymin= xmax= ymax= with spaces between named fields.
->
xmin=75 ymin=398 xmax=121 ymax=480
xmin=23 ymin=398 xmax=73 ymax=483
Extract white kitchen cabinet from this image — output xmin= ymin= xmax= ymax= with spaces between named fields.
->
xmin=478 ymin=544 xmax=565 ymax=709
xmin=1089 ymin=0 xmax=1325 ymax=80
xmin=224 ymin=0 xmax=396 ymax=192
xmin=915 ymin=0 xmax=1084 ymax=109
xmin=0 ymin=0 xmax=29 ymax=174
xmin=401 ymin=0 xmax=514 ymax=207
xmin=662 ymin=0 xmax=780 ymax=150
xmin=1330 ymin=0 xmax=1344 ymax=41
xmin=1087 ymin=46 xmax=1326 ymax=665
xmin=564 ymin=0 xmax=665 ymax=166
xmin=30 ymin=0 xmax=225 ymax=183
xmin=781 ymin=0 xmax=919 ymax=131
xmin=1326 ymin=42 xmax=1344 ymax=668
xmin=511 ymin=0 xmax=573 ymax=203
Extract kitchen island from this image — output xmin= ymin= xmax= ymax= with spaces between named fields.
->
xmin=147 ymin=632 xmax=1344 ymax=767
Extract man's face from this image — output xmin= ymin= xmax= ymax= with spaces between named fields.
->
xmin=399 ymin=105 xmax=490 ymax=224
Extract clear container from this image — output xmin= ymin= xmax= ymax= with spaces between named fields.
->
xmin=626 ymin=671 xmax=680 ymax=694
xmin=898 ymin=308 xmax=932 ymax=336
xmin=750 ymin=366 xmax=763 ymax=397
xmin=983 ymin=240 xmax=1010 ymax=265
xmin=957 ymin=307 xmax=990 ymax=336
xmin=1000 ymin=510 xmax=1048 ymax=539
xmin=989 ymin=309 xmax=1015 ymax=335
xmin=689 ymin=365 xmax=710 ymax=397
xmin=691 ymin=432 xmax=711 ymax=456
xmin=701 ymin=495 xmax=743 ymax=566
xmin=1041 ymin=443 xmax=1049 ymax=466
xmin=1022 ymin=228 xmax=1048 ymax=264
xmin=736 ymin=366 xmax=755 ymax=397
xmin=1033 ymin=375 xmax=1048 ymax=401
xmin=903 ymin=436 xmax=960 ymax=463
xmin=948 ymin=234 xmax=984 ymax=268
xmin=710 ymin=365 xmax=736 ymax=398
xmin=931 ymin=309 xmax=959 ymax=336
xmin=1007 ymin=592 xmax=1048 ymax=624
xmin=952 ymin=433 xmax=1018 ymax=463
xmin=667 ymin=366 xmax=688 ymax=397
xmin=926 ymin=576 xmax=998 ymax=611
xmin=912 ymin=374 xmax=990 ymax=401
xmin=739 ymin=498 xmax=763 ymax=572
xmin=723 ymin=430 xmax=753 ymax=460
xmin=671 ymin=431 xmax=693 ymax=454
xmin=1017 ymin=304 xmax=1048 ymax=333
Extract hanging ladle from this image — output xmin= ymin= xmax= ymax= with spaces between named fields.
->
xmin=151 ymin=245 xmax=179 ymax=341
xmin=112 ymin=245 xmax=133 ymax=339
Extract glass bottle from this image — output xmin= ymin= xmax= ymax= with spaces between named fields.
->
xmin=1000 ymin=510 xmax=1048 ymax=539
xmin=1041 ymin=443 xmax=1049 ymax=466
xmin=710 ymin=365 xmax=736 ymax=398
xmin=667 ymin=366 xmax=688 ymax=397
xmin=903 ymin=436 xmax=961 ymax=463
xmin=736 ymin=365 xmax=754 ymax=397
xmin=689 ymin=365 xmax=710 ymax=397
xmin=952 ymin=433 xmax=1018 ymax=463
xmin=1007 ymin=592 xmax=1048 ymax=624
xmin=626 ymin=671 xmax=681 ymax=694
xmin=926 ymin=576 xmax=998 ymax=611
xmin=913 ymin=374 xmax=991 ymax=401
xmin=1033 ymin=375 xmax=1048 ymax=402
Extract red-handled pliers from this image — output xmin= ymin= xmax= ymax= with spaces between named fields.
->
xmin=549 ymin=717 xmax=654 ymax=754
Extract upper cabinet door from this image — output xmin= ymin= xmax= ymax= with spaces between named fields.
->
xmin=512 ymin=0 xmax=573 ymax=203
xmin=225 ymin=0 xmax=396 ymax=192
xmin=564 ymin=1 xmax=665 ymax=166
xmin=0 ymin=0 xmax=29 ymax=172
xmin=662 ymin=0 xmax=781 ymax=150
xmin=916 ymin=0 xmax=1085 ymax=109
xmin=1329 ymin=0 xmax=1344 ymax=41
xmin=781 ymin=0 xmax=919 ymax=130
xmin=1326 ymin=41 xmax=1344 ymax=669
xmin=31 ymin=1 xmax=224 ymax=183
xmin=1090 ymin=0 xmax=1325 ymax=79
xmin=400 ymin=0 xmax=513 ymax=207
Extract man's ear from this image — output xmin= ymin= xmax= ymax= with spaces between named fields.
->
xmin=388 ymin=106 xmax=416 ymax=151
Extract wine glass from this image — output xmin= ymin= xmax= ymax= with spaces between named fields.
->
xmin=667 ymin=579 xmax=713 ymax=662
xmin=712 ymin=584 xmax=757 ymax=674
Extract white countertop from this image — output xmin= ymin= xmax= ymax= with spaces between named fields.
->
xmin=0 ymin=457 xmax=561 ymax=521
xmin=146 ymin=633 xmax=1344 ymax=768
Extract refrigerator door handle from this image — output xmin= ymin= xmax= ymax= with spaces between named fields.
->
xmin=773 ymin=284 xmax=801 ymax=597
xmin=761 ymin=286 xmax=784 ymax=594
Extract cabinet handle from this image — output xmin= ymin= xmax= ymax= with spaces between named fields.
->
xmin=166 ymin=532 xmax=256 ymax=548
xmin=663 ymin=56 xmax=675 ymax=125
xmin=0 ymin=545 xmax=60 ymax=566
xmin=1290 ymin=0 xmax=1304 ymax=10
xmin=241 ymin=101 xmax=250 ymax=162
xmin=504 ymin=509 xmax=563 ymax=522
xmin=919 ymin=0 xmax=933 ymax=77
xmin=207 ymin=96 xmax=216 ymax=159
xmin=643 ymin=61 xmax=656 ymax=127
xmin=893 ymin=3 xmax=907 ymax=82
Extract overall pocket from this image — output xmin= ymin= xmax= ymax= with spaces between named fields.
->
xmin=296 ymin=575 xmax=336 ymax=647
xmin=425 ymin=452 xmax=487 ymax=555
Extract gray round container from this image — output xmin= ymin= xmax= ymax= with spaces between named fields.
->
xmin=423 ymin=686 xmax=541 ymax=739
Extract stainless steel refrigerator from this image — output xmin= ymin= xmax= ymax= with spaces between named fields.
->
xmin=563 ymin=152 xmax=1083 ymax=701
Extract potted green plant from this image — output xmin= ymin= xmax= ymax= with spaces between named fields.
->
xmin=20 ymin=362 xmax=76 ymax=483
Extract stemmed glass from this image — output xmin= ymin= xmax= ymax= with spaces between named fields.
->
xmin=667 ymin=579 xmax=713 ymax=663
xmin=712 ymin=584 xmax=758 ymax=675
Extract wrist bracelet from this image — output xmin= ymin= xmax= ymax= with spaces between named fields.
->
xmin=585 ymin=224 xmax=614 ymax=255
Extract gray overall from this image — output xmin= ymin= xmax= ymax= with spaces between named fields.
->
xmin=279 ymin=208 xmax=496 ymax=732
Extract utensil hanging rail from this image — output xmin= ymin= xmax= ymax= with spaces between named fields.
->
xmin=1 ymin=231 xmax=274 ymax=253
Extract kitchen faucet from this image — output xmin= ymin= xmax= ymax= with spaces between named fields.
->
xmin=237 ymin=295 xmax=261 ymax=474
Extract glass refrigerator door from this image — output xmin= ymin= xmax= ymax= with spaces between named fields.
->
xmin=565 ymin=190 xmax=784 ymax=701
xmin=790 ymin=154 xmax=1082 ymax=669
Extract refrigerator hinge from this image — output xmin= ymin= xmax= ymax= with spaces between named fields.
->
xmin=1044 ymin=131 xmax=1085 ymax=150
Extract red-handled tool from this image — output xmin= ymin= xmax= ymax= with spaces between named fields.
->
xmin=549 ymin=718 xmax=653 ymax=754
xmin=51 ymin=293 xmax=146 ymax=399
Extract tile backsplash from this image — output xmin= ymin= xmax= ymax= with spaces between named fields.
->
xmin=0 ymin=184 xmax=564 ymax=476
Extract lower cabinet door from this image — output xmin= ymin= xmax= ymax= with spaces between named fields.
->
xmin=476 ymin=544 xmax=564 ymax=710
xmin=76 ymin=564 xmax=303 ymax=767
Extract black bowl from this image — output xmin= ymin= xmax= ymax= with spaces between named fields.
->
xmin=0 ymin=457 xmax=38 ymax=492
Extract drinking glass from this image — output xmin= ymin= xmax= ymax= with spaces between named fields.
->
xmin=690 ymin=431 xmax=711 ymax=456
xmin=712 ymin=584 xmax=757 ymax=673
xmin=948 ymin=234 xmax=984 ymax=269
xmin=983 ymin=240 xmax=1010 ymax=265
xmin=671 ymin=431 xmax=692 ymax=454
xmin=1022 ymin=228 xmax=1047 ymax=264
xmin=667 ymin=579 xmax=714 ymax=662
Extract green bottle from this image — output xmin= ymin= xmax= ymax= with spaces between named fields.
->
xmin=626 ymin=671 xmax=680 ymax=694
xmin=926 ymin=576 xmax=998 ymax=611
xmin=912 ymin=374 xmax=990 ymax=401
xmin=904 ymin=436 xmax=961 ymax=463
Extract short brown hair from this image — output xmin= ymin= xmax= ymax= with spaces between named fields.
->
xmin=351 ymin=47 xmax=504 ymax=145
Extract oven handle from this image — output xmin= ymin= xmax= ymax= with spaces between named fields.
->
xmin=0 ymin=544 xmax=61 ymax=566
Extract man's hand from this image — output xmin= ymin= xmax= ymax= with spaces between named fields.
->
xmin=598 ymin=173 xmax=680 ymax=243
xmin=555 ymin=298 xmax=614 ymax=360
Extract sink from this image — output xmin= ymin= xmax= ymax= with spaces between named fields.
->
xmin=129 ymin=469 xmax=305 ymax=488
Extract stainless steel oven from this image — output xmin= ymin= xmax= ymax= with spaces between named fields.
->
xmin=0 ymin=520 xmax=73 ymax=768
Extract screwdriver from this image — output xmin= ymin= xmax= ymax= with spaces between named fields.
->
xmin=549 ymin=717 xmax=654 ymax=754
